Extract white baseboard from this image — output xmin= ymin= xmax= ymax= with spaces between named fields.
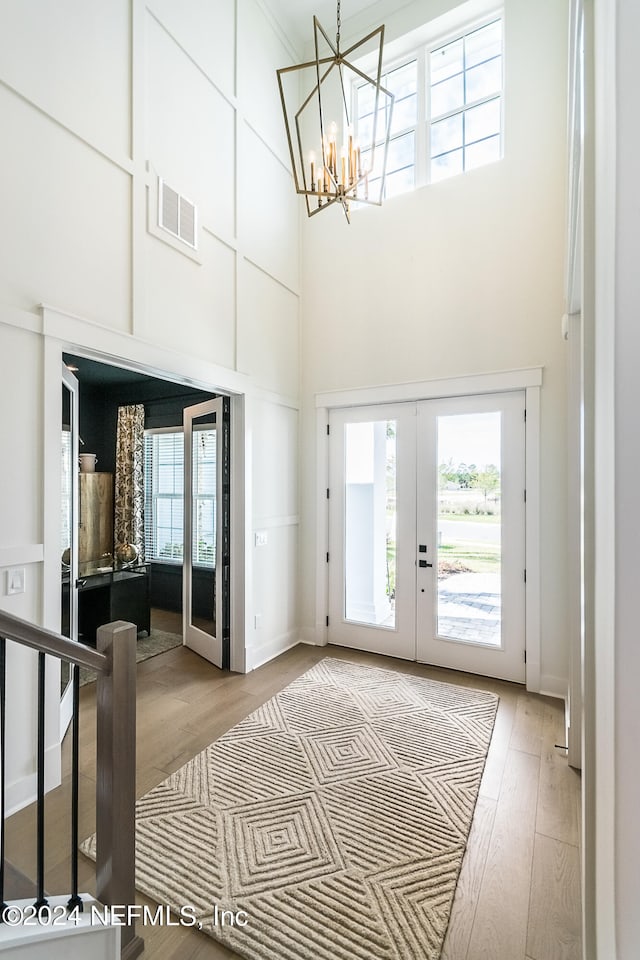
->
xmin=244 ymin=630 xmax=301 ymax=672
xmin=539 ymin=674 xmax=568 ymax=701
xmin=6 ymin=742 xmax=61 ymax=817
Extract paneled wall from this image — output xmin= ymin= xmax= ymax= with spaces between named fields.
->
xmin=0 ymin=0 xmax=301 ymax=811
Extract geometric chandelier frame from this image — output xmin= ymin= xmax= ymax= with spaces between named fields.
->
xmin=277 ymin=3 xmax=394 ymax=223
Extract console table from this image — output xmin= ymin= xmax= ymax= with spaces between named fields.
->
xmin=77 ymin=561 xmax=150 ymax=646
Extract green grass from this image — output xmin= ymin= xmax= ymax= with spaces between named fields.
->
xmin=438 ymin=541 xmax=501 ymax=573
xmin=439 ymin=512 xmax=501 ymax=524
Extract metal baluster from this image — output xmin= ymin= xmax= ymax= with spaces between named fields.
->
xmin=67 ymin=664 xmax=82 ymax=913
xmin=0 ymin=637 xmax=8 ymax=921
xmin=34 ymin=651 xmax=48 ymax=914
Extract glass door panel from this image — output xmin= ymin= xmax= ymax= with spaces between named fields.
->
xmin=436 ymin=410 xmax=502 ymax=646
xmin=328 ymin=403 xmax=416 ymax=661
xmin=190 ymin=420 xmax=217 ymax=638
xmin=344 ymin=420 xmax=397 ymax=628
xmin=416 ymin=392 xmax=525 ymax=682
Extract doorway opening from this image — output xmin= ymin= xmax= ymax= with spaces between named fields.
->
xmin=61 ymin=352 xmax=231 ymax=678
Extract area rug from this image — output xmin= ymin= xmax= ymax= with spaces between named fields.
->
xmin=81 ymin=658 xmax=498 ymax=959
xmin=79 ymin=628 xmax=182 ymax=685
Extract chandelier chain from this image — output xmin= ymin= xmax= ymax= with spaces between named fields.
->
xmin=336 ymin=0 xmax=341 ymax=51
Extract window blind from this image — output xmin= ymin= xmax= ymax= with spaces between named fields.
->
xmin=143 ymin=427 xmax=217 ymax=566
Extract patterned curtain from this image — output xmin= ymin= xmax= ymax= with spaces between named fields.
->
xmin=114 ymin=404 xmax=145 ymax=562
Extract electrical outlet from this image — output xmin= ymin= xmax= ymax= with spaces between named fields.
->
xmin=6 ymin=567 xmax=25 ymax=596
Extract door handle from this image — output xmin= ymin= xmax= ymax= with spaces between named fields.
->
xmin=418 ymin=560 xmax=433 ymax=568
xmin=76 ymin=578 xmax=87 ymax=588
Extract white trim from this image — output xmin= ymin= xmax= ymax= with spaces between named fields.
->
xmin=524 ymin=384 xmax=541 ymax=693
xmin=0 ymin=544 xmax=43 ymax=567
xmin=41 ymin=309 xmax=247 ymax=682
xmin=6 ymin=742 xmax=60 ymax=818
xmin=252 ymin=515 xmax=299 ymax=529
xmin=244 ymin=629 xmax=300 ymax=673
xmin=315 ymin=407 xmax=330 ymax=647
xmin=230 ymin=393 xmax=246 ymax=674
xmin=41 ymin=304 xmax=251 ymax=397
xmin=0 ymin=305 xmax=42 ymax=334
xmin=539 ymin=676 xmax=568 ymax=702
xmin=315 ymin=369 xmax=542 ymax=688
xmin=316 ymin=366 xmax=543 ymax=409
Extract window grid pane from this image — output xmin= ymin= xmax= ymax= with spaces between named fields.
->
xmin=144 ymin=429 xmax=216 ymax=565
xmin=429 ymin=19 xmax=502 ymax=180
xmin=353 ymin=17 xmax=502 ymax=201
xmin=355 ymin=59 xmax=417 ymax=193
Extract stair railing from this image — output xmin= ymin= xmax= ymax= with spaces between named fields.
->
xmin=0 ymin=610 xmax=142 ymax=960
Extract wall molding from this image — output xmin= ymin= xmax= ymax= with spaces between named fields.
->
xmin=316 ymin=366 xmax=544 ymax=409
xmin=0 ymin=544 xmax=43 ymax=567
xmin=0 ymin=77 xmax=134 ymax=177
xmin=253 ymin=515 xmax=299 ymax=529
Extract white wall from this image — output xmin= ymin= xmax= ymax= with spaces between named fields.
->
xmin=608 ymin=0 xmax=640 ymax=954
xmin=0 ymin=0 xmax=301 ymax=810
xmin=298 ymin=0 xmax=570 ymax=693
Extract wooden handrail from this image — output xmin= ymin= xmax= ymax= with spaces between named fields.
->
xmin=0 ymin=611 xmax=142 ymax=958
xmin=0 ymin=609 xmax=108 ymax=673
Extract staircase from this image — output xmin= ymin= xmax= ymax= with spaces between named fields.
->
xmin=0 ymin=611 xmax=142 ymax=959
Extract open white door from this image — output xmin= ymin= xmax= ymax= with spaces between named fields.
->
xmin=60 ymin=362 xmax=80 ymax=735
xmin=183 ymin=398 xmax=224 ymax=667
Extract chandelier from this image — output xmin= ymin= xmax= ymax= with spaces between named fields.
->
xmin=276 ymin=0 xmax=394 ymax=223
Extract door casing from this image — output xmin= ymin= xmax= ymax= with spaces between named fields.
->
xmin=315 ymin=367 xmax=542 ymax=692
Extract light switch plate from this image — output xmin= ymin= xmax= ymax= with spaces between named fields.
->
xmin=7 ymin=567 xmax=26 ymax=595
xmin=254 ymin=530 xmax=268 ymax=547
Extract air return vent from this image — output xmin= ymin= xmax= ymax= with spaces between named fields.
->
xmin=158 ymin=179 xmax=197 ymax=250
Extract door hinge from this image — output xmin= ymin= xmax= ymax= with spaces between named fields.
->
xmin=326 ymin=551 xmax=329 ymax=563
xmin=326 ymin=488 xmax=330 ymax=499
xmin=524 ymin=408 xmax=527 ymax=422
xmin=524 ymin=650 xmax=527 ymax=663
xmin=524 ymin=568 xmax=527 ymax=583
xmin=326 ymin=615 xmax=329 ymax=627
xmin=524 ymin=489 xmax=527 ymax=503
xmin=326 ymin=423 xmax=330 ymax=435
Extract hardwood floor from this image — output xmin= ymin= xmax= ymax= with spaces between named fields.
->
xmin=6 ymin=643 xmax=582 ymax=960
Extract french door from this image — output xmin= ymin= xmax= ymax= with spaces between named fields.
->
xmin=183 ymin=398 xmax=224 ymax=667
xmin=328 ymin=392 xmax=526 ymax=683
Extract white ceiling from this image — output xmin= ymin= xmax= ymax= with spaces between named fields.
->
xmin=267 ymin=0 xmax=381 ymax=51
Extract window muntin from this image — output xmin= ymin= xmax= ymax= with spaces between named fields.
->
xmin=353 ymin=15 xmax=503 ymax=198
xmin=144 ymin=428 xmax=216 ymax=565
xmin=429 ymin=19 xmax=503 ymax=182
xmin=355 ymin=59 xmax=418 ymax=200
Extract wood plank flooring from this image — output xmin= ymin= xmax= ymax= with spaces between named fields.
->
xmin=6 ymin=641 xmax=582 ymax=960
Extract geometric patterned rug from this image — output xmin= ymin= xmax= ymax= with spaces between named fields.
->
xmin=81 ymin=658 xmax=498 ymax=959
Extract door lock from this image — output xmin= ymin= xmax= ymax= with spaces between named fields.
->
xmin=418 ymin=559 xmax=433 ymax=568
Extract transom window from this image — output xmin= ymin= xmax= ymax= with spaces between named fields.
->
xmin=144 ymin=428 xmax=217 ymax=565
xmin=354 ymin=16 xmax=503 ymax=198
